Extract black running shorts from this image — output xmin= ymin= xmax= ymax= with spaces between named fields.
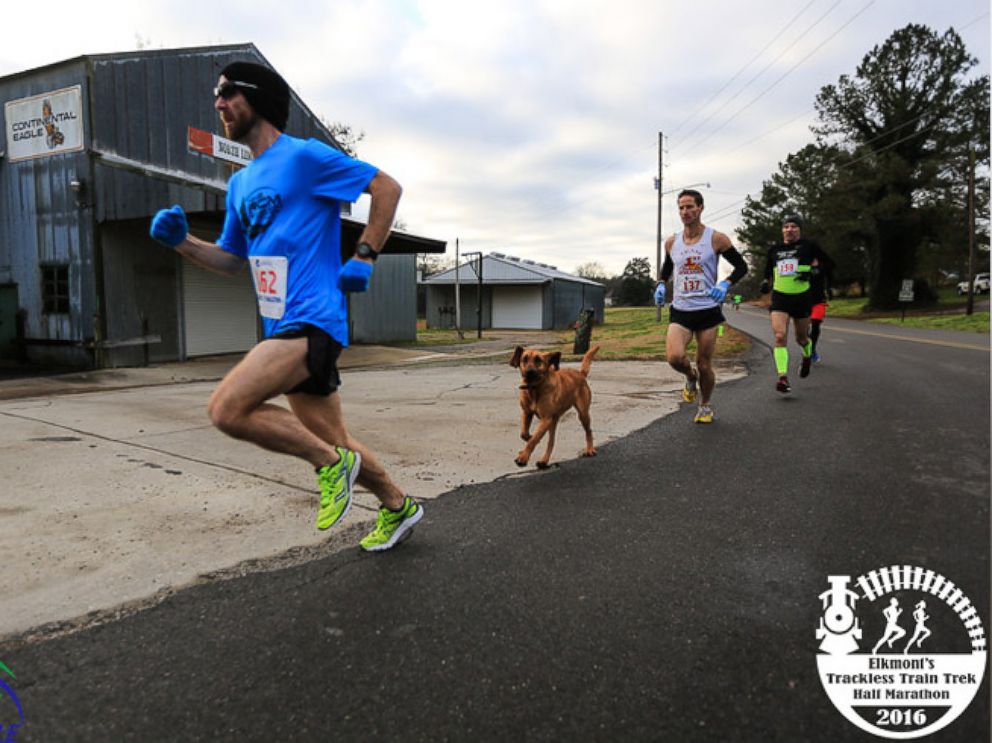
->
xmin=270 ymin=324 xmax=343 ymax=396
xmin=669 ymin=305 xmax=725 ymax=333
xmin=769 ymin=290 xmax=813 ymax=319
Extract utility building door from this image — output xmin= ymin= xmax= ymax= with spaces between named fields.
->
xmin=181 ymin=261 xmax=258 ymax=357
xmin=491 ymin=285 xmax=543 ymax=329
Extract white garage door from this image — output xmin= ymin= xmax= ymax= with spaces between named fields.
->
xmin=182 ymin=261 xmax=259 ymax=357
xmin=492 ymin=285 xmax=543 ymax=329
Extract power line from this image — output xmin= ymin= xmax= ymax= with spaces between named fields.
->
xmin=714 ymin=107 xmax=816 ymax=157
xmin=513 ymin=1 xmax=831 ymax=223
xmin=958 ymin=11 xmax=989 ymax=31
xmin=668 ymin=0 xmax=819 ymax=138
xmin=508 ymin=5 xmax=981 ymax=238
xmin=675 ymin=8 xmax=984 ymax=171
xmin=678 ymin=0 xmax=877 ymax=155
xmin=699 ymin=116 xmax=957 ymax=228
xmin=671 ymin=0 xmax=840 ymax=149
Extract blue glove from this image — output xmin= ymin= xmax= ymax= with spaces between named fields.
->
xmin=338 ymin=258 xmax=374 ymax=292
xmin=653 ymin=282 xmax=666 ymax=306
xmin=149 ymin=205 xmax=188 ymax=248
xmin=708 ymin=280 xmax=731 ymax=302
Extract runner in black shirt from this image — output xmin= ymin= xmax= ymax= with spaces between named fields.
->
xmin=760 ymin=214 xmax=832 ymax=393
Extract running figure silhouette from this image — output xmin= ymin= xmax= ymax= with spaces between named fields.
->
xmin=904 ymin=600 xmax=932 ymax=654
xmin=872 ymin=597 xmax=908 ymax=654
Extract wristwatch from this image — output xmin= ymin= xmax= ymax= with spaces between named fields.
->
xmin=355 ymin=242 xmax=378 ymax=261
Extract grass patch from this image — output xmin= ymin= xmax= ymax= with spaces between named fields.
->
xmin=406 ymin=295 xmax=986 ymax=362
xmin=868 ymin=312 xmax=990 ymax=333
xmin=406 ymin=307 xmax=750 ymax=360
xmin=550 ymin=307 xmax=749 ymax=361
xmin=825 ymin=295 xmax=989 ymax=333
xmin=403 ymin=326 xmax=479 ymax=346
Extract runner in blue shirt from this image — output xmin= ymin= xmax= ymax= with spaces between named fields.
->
xmin=150 ymin=62 xmax=421 ymax=552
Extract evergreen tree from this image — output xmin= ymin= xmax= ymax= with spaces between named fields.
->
xmin=739 ymin=25 xmax=990 ymax=307
xmin=813 ymin=24 xmax=989 ymax=307
xmin=614 ymin=257 xmax=654 ymax=306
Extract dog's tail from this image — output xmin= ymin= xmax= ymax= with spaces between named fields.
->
xmin=580 ymin=345 xmax=600 ymax=377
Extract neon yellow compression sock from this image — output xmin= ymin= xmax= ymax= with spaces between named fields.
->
xmin=774 ymin=347 xmax=789 ymax=375
xmin=803 ymin=340 xmax=813 ymax=357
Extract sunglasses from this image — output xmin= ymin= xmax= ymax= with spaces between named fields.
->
xmin=213 ymin=80 xmax=259 ymax=99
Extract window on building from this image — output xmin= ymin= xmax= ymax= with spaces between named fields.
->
xmin=41 ymin=264 xmax=70 ymax=314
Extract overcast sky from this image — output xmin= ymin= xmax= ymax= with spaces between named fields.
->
xmin=1 ymin=1 xmax=988 ymax=275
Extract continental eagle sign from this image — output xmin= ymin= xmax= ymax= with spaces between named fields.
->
xmin=4 ymin=85 xmax=84 ymax=162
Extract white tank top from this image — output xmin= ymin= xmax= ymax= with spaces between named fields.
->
xmin=670 ymin=226 xmax=719 ymax=311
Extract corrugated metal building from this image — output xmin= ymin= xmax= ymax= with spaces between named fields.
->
xmin=0 ymin=43 xmax=444 ymax=368
xmin=423 ymin=252 xmax=604 ymax=330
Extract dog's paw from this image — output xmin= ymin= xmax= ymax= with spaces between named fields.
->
xmin=520 ymin=432 xmax=531 ymax=442
xmin=581 ymin=448 xmax=598 ymax=458
xmin=514 ymin=454 xmax=529 ymax=467
xmin=535 ymin=461 xmax=551 ymax=469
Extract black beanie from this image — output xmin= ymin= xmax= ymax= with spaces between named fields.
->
xmin=782 ymin=213 xmax=804 ymax=230
xmin=220 ymin=62 xmax=290 ymax=131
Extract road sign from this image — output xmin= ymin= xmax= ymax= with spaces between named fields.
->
xmin=187 ymin=126 xmax=252 ymax=167
xmin=898 ymin=279 xmax=914 ymax=303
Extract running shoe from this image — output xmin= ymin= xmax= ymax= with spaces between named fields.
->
xmin=776 ymin=375 xmax=792 ymax=394
xmin=315 ymin=447 xmax=361 ymax=530
xmin=694 ymin=405 xmax=714 ymax=424
xmin=812 ymin=352 xmax=821 ymax=363
xmin=360 ymin=496 xmax=424 ymax=552
xmin=799 ymin=354 xmax=812 ymax=378
xmin=682 ymin=374 xmax=698 ymax=403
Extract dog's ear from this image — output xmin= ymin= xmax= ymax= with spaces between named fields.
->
xmin=509 ymin=346 xmax=524 ymax=368
xmin=547 ymin=351 xmax=561 ymax=370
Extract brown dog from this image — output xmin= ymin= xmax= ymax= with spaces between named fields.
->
xmin=509 ymin=345 xmax=600 ymax=469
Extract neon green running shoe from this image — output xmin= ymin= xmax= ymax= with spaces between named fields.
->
xmin=360 ymin=496 xmax=424 ymax=552
xmin=315 ymin=447 xmax=361 ymax=530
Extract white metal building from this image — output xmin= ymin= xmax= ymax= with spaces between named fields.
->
xmin=423 ymin=252 xmax=605 ymax=330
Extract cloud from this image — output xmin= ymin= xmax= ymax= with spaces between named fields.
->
xmin=1 ymin=0 xmax=988 ymax=275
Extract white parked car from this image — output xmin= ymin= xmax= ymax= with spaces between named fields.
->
xmin=957 ymin=272 xmax=990 ymax=295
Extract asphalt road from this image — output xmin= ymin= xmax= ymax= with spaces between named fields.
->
xmin=5 ymin=308 xmax=990 ymax=742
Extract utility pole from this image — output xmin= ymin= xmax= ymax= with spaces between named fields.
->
xmin=655 ymin=131 xmax=664 ymax=322
xmin=462 ymin=251 xmax=483 ymax=339
xmin=454 ymin=238 xmax=464 ymax=337
xmin=966 ymin=146 xmax=976 ymax=316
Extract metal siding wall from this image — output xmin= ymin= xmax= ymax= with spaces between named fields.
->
xmin=552 ymin=280 xmax=578 ymax=329
xmin=552 ymin=280 xmax=605 ymax=329
xmin=100 ymin=220 xmax=181 ymax=365
xmin=89 ymin=47 xmax=342 ymax=224
xmin=424 ymin=285 xmax=445 ymax=328
xmin=587 ymin=285 xmax=606 ymax=323
xmin=90 ymin=51 xmax=241 ymax=222
xmin=0 ymin=61 xmax=96 ymax=365
xmin=543 ymin=284 xmax=554 ymax=329
xmin=350 ymin=255 xmax=416 ymax=343
xmin=2 ymin=47 xmax=411 ymax=367
xmin=425 ymin=284 xmax=486 ymax=330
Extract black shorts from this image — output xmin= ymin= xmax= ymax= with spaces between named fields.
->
xmin=769 ymin=291 xmax=812 ymax=319
xmin=669 ymin=305 xmax=725 ymax=333
xmin=270 ymin=324 xmax=342 ymax=396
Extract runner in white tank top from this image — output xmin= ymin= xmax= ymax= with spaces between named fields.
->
xmin=653 ymin=189 xmax=749 ymax=423
xmin=670 ymin=226 xmax=721 ymax=312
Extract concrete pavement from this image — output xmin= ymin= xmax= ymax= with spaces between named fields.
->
xmin=0 ymin=334 xmax=746 ymax=639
